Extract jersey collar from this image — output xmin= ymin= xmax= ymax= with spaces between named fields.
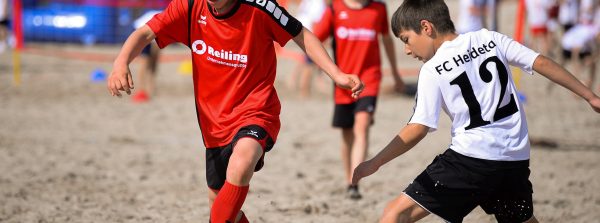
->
xmin=208 ymin=0 xmax=241 ymax=19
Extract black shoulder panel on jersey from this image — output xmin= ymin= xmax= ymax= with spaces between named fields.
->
xmin=241 ymin=0 xmax=303 ymax=37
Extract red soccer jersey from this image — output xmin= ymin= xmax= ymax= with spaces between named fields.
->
xmin=147 ymin=0 xmax=302 ymax=148
xmin=313 ymin=0 xmax=389 ymax=104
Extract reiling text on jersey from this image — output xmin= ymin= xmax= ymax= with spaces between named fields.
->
xmin=434 ymin=40 xmax=497 ymax=75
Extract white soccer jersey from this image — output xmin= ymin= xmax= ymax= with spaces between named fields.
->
xmin=409 ymin=29 xmax=539 ymax=161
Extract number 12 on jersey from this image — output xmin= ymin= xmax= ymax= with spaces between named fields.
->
xmin=449 ymin=56 xmax=519 ymax=130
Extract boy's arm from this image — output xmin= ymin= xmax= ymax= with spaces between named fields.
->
xmin=108 ymin=25 xmax=156 ymax=97
xmin=293 ymin=27 xmax=364 ymax=98
xmin=533 ymin=55 xmax=600 ymax=112
xmin=352 ymin=123 xmax=429 ymax=184
xmin=381 ymin=34 xmax=405 ymax=93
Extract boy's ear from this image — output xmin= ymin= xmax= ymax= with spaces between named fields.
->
xmin=420 ymin=20 xmax=433 ymax=36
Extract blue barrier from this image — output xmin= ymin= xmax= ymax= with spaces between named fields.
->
xmin=23 ymin=3 xmax=134 ymax=44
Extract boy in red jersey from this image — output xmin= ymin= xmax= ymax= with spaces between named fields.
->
xmin=107 ymin=0 xmax=364 ymax=222
xmin=311 ymin=0 xmax=405 ymax=199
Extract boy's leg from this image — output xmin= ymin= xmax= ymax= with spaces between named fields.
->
xmin=333 ymin=103 xmax=356 ymax=186
xmin=209 ymin=188 xmax=248 ymax=223
xmin=380 ymin=193 xmax=429 ymax=223
xmin=340 ymin=128 xmax=354 ymax=184
xmin=351 ymin=111 xmax=371 ymax=174
xmin=524 ymin=216 xmax=539 ymax=223
xmin=583 ymin=56 xmax=595 ymax=89
xmin=298 ymin=59 xmax=316 ymax=98
xmin=348 ymin=97 xmax=376 ymax=199
xmin=226 ymin=137 xmax=263 ymax=184
xmin=347 ymin=111 xmax=371 ymax=199
xmin=350 ymin=97 xmax=376 ymax=179
xmin=146 ymin=43 xmax=160 ymax=96
xmin=132 ymin=44 xmax=153 ymax=102
xmin=210 ymin=138 xmax=263 ymax=223
xmin=299 ymin=64 xmax=314 ymax=98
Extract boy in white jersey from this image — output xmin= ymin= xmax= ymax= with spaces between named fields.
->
xmin=351 ymin=0 xmax=600 ymax=222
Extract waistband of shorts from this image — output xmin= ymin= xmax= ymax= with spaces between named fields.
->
xmin=444 ymin=149 xmax=529 ymax=169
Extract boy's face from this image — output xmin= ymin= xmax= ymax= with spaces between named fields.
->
xmin=397 ymin=28 xmax=435 ymax=63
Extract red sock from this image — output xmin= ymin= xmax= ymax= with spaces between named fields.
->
xmin=210 ymin=181 xmax=249 ymax=223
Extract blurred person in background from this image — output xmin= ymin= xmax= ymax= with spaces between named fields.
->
xmin=525 ymin=0 xmax=557 ymax=57
xmin=558 ymin=0 xmax=580 ymax=32
xmin=560 ymin=0 xmax=599 ymax=91
xmin=288 ymin=0 xmax=328 ymax=98
xmin=312 ymin=0 xmax=405 ymax=200
xmin=131 ymin=10 xmax=161 ymax=103
xmin=457 ymin=0 xmax=486 ymax=34
xmin=0 ymin=0 xmax=9 ymax=53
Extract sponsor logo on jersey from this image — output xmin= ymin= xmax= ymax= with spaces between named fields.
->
xmin=191 ymin=40 xmax=248 ymax=67
xmin=336 ymin=26 xmax=376 ymax=41
xmin=245 ymin=0 xmax=289 ymax=26
xmin=339 ymin=11 xmax=349 ymax=20
xmin=198 ymin=15 xmax=207 ymax=25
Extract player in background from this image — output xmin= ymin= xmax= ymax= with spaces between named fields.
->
xmin=0 ymin=0 xmax=9 ymax=53
xmin=287 ymin=0 xmax=328 ymax=98
xmin=312 ymin=0 xmax=405 ymax=200
xmin=525 ymin=0 xmax=557 ymax=57
xmin=457 ymin=0 xmax=485 ymax=34
xmin=131 ymin=10 xmax=161 ymax=103
xmin=558 ymin=0 xmax=580 ymax=32
xmin=559 ymin=0 xmax=599 ymax=91
xmin=107 ymin=0 xmax=363 ymax=222
xmin=352 ymin=0 xmax=600 ymax=222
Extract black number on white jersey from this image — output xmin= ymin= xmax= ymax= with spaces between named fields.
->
xmin=450 ymin=56 xmax=519 ymax=130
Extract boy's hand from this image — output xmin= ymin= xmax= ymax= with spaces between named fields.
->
xmin=392 ymin=70 xmax=406 ymax=94
xmin=107 ymin=64 xmax=134 ymax=97
xmin=351 ymin=159 xmax=379 ymax=185
xmin=334 ymin=74 xmax=364 ymax=98
xmin=394 ymin=80 xmax=406 ymax=94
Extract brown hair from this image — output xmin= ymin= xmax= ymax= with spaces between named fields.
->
xmin=391 ymin=0 xmax=456 ymax=37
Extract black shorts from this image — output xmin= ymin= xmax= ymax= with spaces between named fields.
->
xmin=205 ymin=125 xmax=274 ymax=190
xmin=404 ymin=149 xmax=533 ymax=223
xmin=0 ymin=19 xmax=9 ymax=27
xmin=562 ymin=49 xmax=592 ymax=60
xmin=304 ymin=55 xmax=314 ymax=64
xmin=141 ymin=44 xmax=152 ymax=56
xmin=332 ymin=96 xmax=377 ymax=128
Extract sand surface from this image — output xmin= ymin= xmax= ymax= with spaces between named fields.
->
xmin=1 ymin=1 xmax=599 ymax=222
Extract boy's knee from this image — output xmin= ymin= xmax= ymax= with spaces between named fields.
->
xmin=227 ymin=139 xmax=264 ymax=183
xmin=381 ymin=196 xmax=424 ymax=223
xmin=381 ymin=201 xmax=410 ymax=223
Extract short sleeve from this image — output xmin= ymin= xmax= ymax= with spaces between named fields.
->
xmin=264 ymin=0 xmax=303 ymax=47
xmin=492 ymin=31 xmax=539 ymax=75
xmin=146 ymin=0 xmax=189 ymax=48
xmin=408 ymin=67 xmax=443 ymax=131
